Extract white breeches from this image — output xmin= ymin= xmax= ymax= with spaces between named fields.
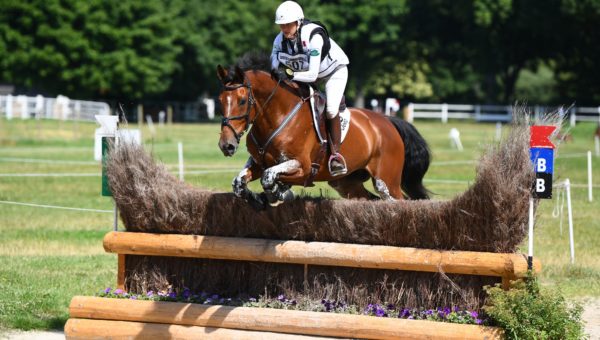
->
xmin=324 ymin=66 xmax=348 ymax=119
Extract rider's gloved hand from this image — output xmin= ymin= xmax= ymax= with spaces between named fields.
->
xmin=272 ymin=67 xmax=294 ymax=82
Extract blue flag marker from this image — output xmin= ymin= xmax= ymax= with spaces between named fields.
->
xmin=530 ymin=148 xmax=554 ymax=175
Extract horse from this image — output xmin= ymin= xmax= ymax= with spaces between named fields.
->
xmin=216 ymin=53 xmax=430 ymax=208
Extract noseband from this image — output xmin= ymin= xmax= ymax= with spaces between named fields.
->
xmin=221 ymin=76 xmax=281 ymax=143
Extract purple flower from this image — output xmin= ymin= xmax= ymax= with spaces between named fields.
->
xmin=375 ymin=306 xmax=387 ymax=317
xmin=399 ymin=308 xmax=411 ymax=318
xmin=130 ymin=296 xmax=137 ymax=300
xmin=168 ymin=292 xmax=177 ymax=299
xmin=249 ymin=297 xmax=257 ymax=302
xmin=182 ymin=289 xmax=191 ymax=299
xmin=104 ymin=287 xmax=112 ymax=294
xmin=114 ymin=289 xmax=124 ymax=295
xmin=211 ymin=294 xmax=219 ymax=300
xmin=470 ymin=311 xmax=479 ymax=319
xmin=476 ymin=318 xmax=483 ymax=325
xmin=277 ymin=294 xmax=286 ymax=302
xmin=146 ymin=291 xmax=154 ymax=297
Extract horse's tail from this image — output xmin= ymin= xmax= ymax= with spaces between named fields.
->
xmin=388 ymin=116 xmax=431 ymax=199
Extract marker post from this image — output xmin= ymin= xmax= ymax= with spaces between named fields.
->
xmin=96 ymin=115 xmax=119 ymax=231
xmin=529 ymin=125 xmax=557 ymax=270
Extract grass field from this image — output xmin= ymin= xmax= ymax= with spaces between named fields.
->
xmin=0 ymin=117 xmax=599 ymax=331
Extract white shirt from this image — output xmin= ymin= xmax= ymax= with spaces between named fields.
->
xmin=270 ymin=23 xmax=349 ymax=82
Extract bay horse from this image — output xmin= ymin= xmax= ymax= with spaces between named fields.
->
xmin=217 ymin=53 xmax=430 ymax=208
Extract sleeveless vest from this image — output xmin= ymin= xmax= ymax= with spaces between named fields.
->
xmin=275 ymin=20 xmax=349 ymax=79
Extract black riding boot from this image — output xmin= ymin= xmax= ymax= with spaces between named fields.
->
xmin=326 ymin=115 xmax=347 ymax=176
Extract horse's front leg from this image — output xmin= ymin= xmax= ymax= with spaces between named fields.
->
xmin=232 ymin=158 xmax=267 ymax=209
xmin=261 ymin=159 xmax=302 ymax=206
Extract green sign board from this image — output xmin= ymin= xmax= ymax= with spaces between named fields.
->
xmin=101 ymin=137 xmax=114 ymax=196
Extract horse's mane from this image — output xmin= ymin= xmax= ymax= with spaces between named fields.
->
xmin=229 ymin=51 xmax=271 ymax=73
xmin=225 ymin=51 xmax=305 ymax=95
xmin=221 ymin=51 xmax=270 ymax=84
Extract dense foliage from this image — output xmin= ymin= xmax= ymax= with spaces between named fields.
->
xmin=1 ymin=0 xmax=599 ymax=104
xmin=484 ymin=273 xmax=586 ymax=339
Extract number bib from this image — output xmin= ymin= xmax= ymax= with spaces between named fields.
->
xmin=277 ymin=52 xmax=310 ymax=72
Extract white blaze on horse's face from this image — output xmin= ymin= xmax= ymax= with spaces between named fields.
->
xmin=218 ymin=86 xmax=249 ymax=157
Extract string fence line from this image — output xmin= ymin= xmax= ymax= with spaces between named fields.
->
xmin=0 ymin=200 xmax=112 ymax=213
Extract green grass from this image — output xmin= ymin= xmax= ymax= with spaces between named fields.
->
xmin=0 ymin=117 xmax=598 ymax=331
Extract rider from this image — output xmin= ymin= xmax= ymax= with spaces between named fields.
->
xmin=270 ymin=0 xmax=350 ymax=176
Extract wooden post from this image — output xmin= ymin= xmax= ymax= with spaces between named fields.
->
xmin=137 ymin=104 xmax=143 ymax=128
xmin=117 ymin=254 xmax=126 ymax=290
xmin=68 ymin=296 xmax=504 ymax=340
xmin=167 ymin=105 xmax=173 ymax=125
xmin=103 ymin=231 xmax=541 ymax=279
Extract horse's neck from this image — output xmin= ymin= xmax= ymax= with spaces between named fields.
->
xmin=251 ymin=74 xmax=308 ymax=131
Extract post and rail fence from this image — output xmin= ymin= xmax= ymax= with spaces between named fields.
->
xmin=404 ymin=103 xmax=600 ymax=126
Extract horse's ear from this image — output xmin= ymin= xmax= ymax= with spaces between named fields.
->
xmin=217 ymin=65 xmax=228 ymax=83
xmin=234 ymin=66 xmax=245 ymax=83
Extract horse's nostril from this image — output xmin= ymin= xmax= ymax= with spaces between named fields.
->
xmin=226 ymin=144 xmax=236 ymax=151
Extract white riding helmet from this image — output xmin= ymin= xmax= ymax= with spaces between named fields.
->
xmin=275 ymin=1 xmax=304 ymax=25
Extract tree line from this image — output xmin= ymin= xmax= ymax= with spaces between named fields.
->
xmin=1 ymin=0 xmax=599 ymax=106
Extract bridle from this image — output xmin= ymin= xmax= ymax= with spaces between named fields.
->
xmin=220 ymin=75 xmax=281 ymax=143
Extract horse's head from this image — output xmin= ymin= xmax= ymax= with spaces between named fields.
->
xmin=216 ymin=64 xmax=255 ymax=157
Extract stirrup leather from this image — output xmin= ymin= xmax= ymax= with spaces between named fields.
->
xmin=328 ymin=152 xmax=347 ymax=176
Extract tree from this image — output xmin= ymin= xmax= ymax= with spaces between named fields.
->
xmin=0 ymin=0 xmax=180 ymax=100
xmin=304 ymin=0 xmax=412 ymax=107
xmin=554 ymin=0 xmax=600 ymax=105
xmin=164 ymin=0 xmax=277 ymax=100
xmin=405 ymin=0 xmax=567 ymax=103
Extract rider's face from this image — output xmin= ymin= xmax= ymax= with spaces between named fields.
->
xmin=279 ymin=22 xmax=298 ymax=39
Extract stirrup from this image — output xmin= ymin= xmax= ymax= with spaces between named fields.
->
xmin=328 ymin=153 xmax=347 ymax=176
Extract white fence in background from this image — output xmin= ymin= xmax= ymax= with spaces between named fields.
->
xmin=0 ymin=94 xmax=110 ymax=121
xmin=406 ymin=103 xmax=600 ymax=126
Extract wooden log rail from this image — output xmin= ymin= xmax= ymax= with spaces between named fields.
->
xmin=104 ymin=231 xmax=541 ymax=288
xmin=66 ymin=296 xmax=504 ymax=340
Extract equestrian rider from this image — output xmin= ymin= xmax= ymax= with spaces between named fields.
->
xmin=270 ymin=0 xmax=350 ymax=176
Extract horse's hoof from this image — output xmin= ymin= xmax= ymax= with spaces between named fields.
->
xmin=281 ymin=188 xmax=294 ymax=201
xmin=247 ymin=192 xmax=267 ymax=211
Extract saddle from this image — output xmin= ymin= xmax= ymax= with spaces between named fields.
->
xmin=294 ymin=83 xmax=351 ymax=186
xmin=297 ymin=83 xmax=350 ymax=145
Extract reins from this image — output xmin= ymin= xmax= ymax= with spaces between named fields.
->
xmin=221 ymin=72 xmax=320 ymax=182
xmin=220 ymin=76 xmax=282 ymax=143
xmin=250 ymin=91 xmax=315 ymax=157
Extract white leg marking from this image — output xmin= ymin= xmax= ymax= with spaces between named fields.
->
xmin=232 ymin=160 xmax=252 ymax=198
xmin=261 ymin=160 xmax=301 ymax=189
xmin=375 ymin=178 xmax=395 ymax=201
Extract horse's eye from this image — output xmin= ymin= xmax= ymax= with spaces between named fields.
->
xmin=239 ymin=98 xmax=247 ymax=106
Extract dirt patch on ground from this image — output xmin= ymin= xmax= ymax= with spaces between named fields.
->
xmin=582 ymin=297 xmax=600 ymax=339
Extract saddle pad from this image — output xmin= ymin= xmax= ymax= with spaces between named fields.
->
xmin=309 ymin=87 xmax=351 ymax=144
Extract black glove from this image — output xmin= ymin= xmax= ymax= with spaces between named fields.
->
xmin=272 ymin=67 xmax=294 ymax=81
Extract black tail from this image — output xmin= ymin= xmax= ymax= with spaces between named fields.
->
xmin=388 ymin=116 xmax=431 ymax=199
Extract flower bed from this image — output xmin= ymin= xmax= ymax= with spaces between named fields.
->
xmin=98 ymin=287 xmax=486 ymax=326
xmin=66 ymin=295 xmax=503 ymax=340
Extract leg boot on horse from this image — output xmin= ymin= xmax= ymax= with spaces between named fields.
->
xmin=326 ymin=114 xmax=347 ymax=176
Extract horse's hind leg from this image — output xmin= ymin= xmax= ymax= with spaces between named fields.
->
xmin=372 ymin=177 xmax=400 ymax=200
xmin=328 ymin=170 xmax=378 ymax=200
xmin=368 ymin=158 xmax=404 ymax=200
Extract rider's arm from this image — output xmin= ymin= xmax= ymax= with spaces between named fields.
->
xmin=291 ymin=34 xmax=323 ymax=83
xmin=270 ymin=34 xmax=283 ymax=71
